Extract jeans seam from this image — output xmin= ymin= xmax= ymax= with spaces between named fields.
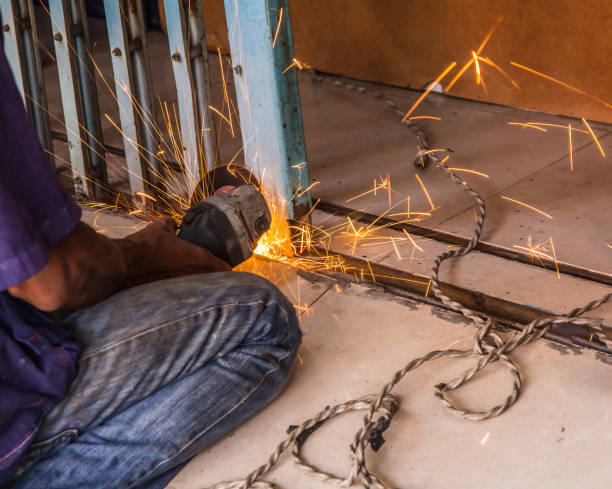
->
xmin=127 ymin=343 xmax=297 ymax=489
xmin=81 ymin=300 xmax=266 ymax=360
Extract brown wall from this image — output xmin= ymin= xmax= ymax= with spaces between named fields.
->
xmin=172 ymin=1 xmax=612 ymax=124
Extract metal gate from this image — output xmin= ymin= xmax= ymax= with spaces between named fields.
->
xmin=1 ymin=0 xmax=311 ymax=219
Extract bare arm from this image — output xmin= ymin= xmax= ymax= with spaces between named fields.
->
xmin=8 ymin=216 xmax=230 ymax=312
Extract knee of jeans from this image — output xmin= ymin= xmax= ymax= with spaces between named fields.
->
xmin=236 ymin=272 xmax=301 ymax=349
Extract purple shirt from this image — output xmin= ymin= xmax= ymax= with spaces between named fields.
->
xmin=0 ymin=46 xmax=80 ymax=483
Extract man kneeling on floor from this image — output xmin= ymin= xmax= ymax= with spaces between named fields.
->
xmin=0 ymin=49 xmax=301 ymax=488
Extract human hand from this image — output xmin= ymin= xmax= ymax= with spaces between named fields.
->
xmin=117 ymin=216 xmax=231 ymax=289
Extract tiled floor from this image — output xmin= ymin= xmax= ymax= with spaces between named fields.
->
xmin=56 ymin=12 xmax=612 ymax=488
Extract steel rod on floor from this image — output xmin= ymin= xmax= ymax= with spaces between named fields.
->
xmin=312 ymin=248 xmax=612 ymax=355
xmin=316 ymin=201 xmax=612 ymax=287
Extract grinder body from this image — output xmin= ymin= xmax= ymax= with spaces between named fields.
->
xmin=177 ymin=185 xmax=271 ymax=267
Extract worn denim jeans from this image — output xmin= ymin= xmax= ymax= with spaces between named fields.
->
xmin=10 ymin=272 xmax=301 ymax=489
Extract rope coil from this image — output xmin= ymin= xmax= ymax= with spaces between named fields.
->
xmin=203 ymin=73 xmax=612 ymax=489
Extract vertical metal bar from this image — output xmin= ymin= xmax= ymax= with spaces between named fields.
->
xmin=2 ymin=1 xmax=29 ymax=104
xmin=164 ymin=0 xmax=217 ymax=194
xmin=68 ymin=0 xmax=107 ymax=188
xmin=104 ymin=0 xmax=159 ymax=208
xmin=223 ymin=0 xmax=311 ymax=219
xmin=1 ymin=0 xmax=54 ymax=161
xmin=125 ymin=0 xmax=159 ymax=181
xmin=49 ymin=0 xmax=106 ymax=199
xmin=163 ymin=0 xmax=201 ymax=192
xmin=186 ymin=0 xmax=217 ymax=172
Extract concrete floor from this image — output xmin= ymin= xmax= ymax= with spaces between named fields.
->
xmin=50 ymin=12 xmax=612 ymax=489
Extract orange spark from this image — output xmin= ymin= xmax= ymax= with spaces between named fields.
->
xmin=402 ymin=62 xmax=457 ymax=121
xmin=501 ymin=196 xmax=553 ymax=219
xmin=446 ymin=16 xmax=503 ymax=91
xmin=272 ymin=7 xmax=284 ymax=48
xmin=209 ymin=105 xmax=232 ymax=126
xmin=296 ymin=181 xmax=319 ymax=198
xmin=448 ymin=168 xmax=490 ymax=178
xmin=334 ymin=283 xmax=342 ymax=293
xmin=282 ymin=58 xmax=311 ymax=74
xmin=477 ymin=56 xmax=520 ymax=90
xmin=549 ymin=237 xmax=560 ymax=279
xmin=581 ymin=118 xmax=606 ymax=157
xmin=507 ymin=122 xmax=548 ymax=132
xmin=472 ymin=51 xmax=481 ymax=85
xmin=415 ymin=173 xmax=436 ymax=210
xmin=402 ymin=229 xmax=424 ymax=252
xmin=480 ymin=432 xmax=491 ymax=445
xmin=136 ymin=192 xmax=157 ymax=202
xmin=409 ymin=116 xmax=442 ymax=120
xmin=568 ymin=123 xmax=573 ymax=171
xmin=510 ymin=62 xmax=612 ymax=110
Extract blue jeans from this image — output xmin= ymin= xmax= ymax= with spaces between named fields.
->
xmin=11 ymin=272 xmax=301 ymax=489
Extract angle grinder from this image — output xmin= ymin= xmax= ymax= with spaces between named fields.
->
xmin=177 ymin=165 xmax=271 ymax=267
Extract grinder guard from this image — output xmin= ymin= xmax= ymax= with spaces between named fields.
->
xmin=178 ymin=185 xmax=271 ymax=267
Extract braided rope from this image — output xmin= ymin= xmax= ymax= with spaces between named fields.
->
xmin=201 ymin=73 xmax=612 ymax=489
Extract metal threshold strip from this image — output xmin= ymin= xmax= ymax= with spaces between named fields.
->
xmin=309 ymin=247 xmax=612 ymax=356
xmin=316 ymin=201 xmax=612 ymax=287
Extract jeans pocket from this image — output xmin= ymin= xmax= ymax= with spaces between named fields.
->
xmin=15 ymin=429 xmax=79 ymax=478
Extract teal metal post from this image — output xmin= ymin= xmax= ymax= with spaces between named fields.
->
xmin=223 ymin=0 xmax=311 ymax=219
xmin=1 ymin=0 xmax=54 ymax=163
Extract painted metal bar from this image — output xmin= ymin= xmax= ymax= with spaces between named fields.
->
xmin=223 ymin=0 xmax=310 ymax=219
xmin=186 ymin=0 xmax=217 ymax=173
xmin=104 ymin=0 xmax=159 ymax=207
xmin=68 ymin=0 xmax=107 ymax=188
xmin=163 ymin=0 xmax=203 ymax=194
xmin=49 ymin=0 xmax=106 ymax=198
xmin=125 ymin=0 xmax=159 ymax=183
xmin=1 ymin=1 xmax=28 ymax=103
xmin=1 ymin=0 xmax=54 ymax=162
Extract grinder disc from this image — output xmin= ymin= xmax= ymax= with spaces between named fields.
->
xmin=191 ymin=164 xmax=262 ymax=206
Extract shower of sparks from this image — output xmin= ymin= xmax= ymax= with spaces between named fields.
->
xmin=401 ymin=61 xmax=457 ymax=121
xmin=414 ymin=173 xmax=436 ymax=210
xmin=480 ymin=432 xmax=491 ymax=445
xmin=568 ymin=124 xmax=573 ymax=171
xmin=272 ymin=7 xmax=284 ymax=48
xmin=501 ymin=196 xmax=553 ymax=219
xmin=549 ymin=237 xmax=560 ymax=279
xmin=581 ymin=118 xmax=606 ymax=157
xmin=510 ymin=62 xmax=612 ymax=110
xmin=447 ymin=168 xmax=490 ymax=178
